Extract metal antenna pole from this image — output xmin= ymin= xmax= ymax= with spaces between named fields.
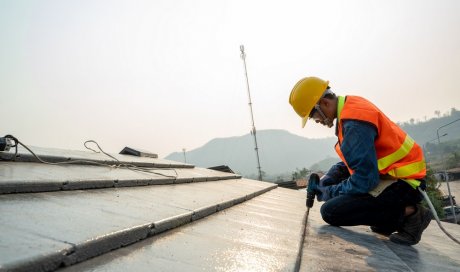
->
xmin=240 ymin=45 xmax=263 ymax=181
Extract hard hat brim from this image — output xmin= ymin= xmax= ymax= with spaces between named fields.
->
xmin=302 ymin=116 xmax=308 ymax=128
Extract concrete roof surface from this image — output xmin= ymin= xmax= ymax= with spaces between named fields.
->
xmin=1 ymin=146 xmax=459 ymax=272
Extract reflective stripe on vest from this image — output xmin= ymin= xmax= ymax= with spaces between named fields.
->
xmin=337 ymin=96 xmax=345 ymax=121
xmin=403 ymin=179 xmax=421 ymax=189
xmin=377 ymin=134 xmax=415 ymax=170
xmin=388 ymin=160 xmax=426 ymax=178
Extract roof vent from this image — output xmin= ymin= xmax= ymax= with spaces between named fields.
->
xmin=208 ymin=165 xmax=234 ymax=173
xmin=119 ymin=147 xmax=158 ymax=158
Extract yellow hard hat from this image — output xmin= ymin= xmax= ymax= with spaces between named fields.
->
xmin=289 ymin=77 xmax=329 ymax=128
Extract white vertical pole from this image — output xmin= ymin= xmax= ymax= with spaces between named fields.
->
xmin=240 ymin=45 xmax=263 ymax=181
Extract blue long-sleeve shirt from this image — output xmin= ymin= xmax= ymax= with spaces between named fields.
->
xmin=324 ymin=119 xmax=380 ymax=198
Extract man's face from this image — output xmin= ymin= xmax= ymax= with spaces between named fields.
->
xmin=309 ymin=103 xmax=334 ymax=128
xmin=312 ymin=115 xmax=327 ymax=126
xmin=311 ymin=112 xmax=332 ymax=127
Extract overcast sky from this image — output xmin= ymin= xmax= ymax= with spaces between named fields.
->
xmin=1 ymin=0 xmax=459 ymax=157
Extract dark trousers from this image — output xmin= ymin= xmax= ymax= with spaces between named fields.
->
xmin=320 ymin=180 xmax=422 ymax=231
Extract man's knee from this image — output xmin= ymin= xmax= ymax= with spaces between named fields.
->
xmin=320 ymin=201 xmax=339 ymax=226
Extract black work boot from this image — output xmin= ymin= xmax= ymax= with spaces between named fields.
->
xmin=389 ymin=204 xmax=432 ymax=246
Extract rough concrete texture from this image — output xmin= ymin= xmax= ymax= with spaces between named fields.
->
xmin=0 ymin=225 xmax=73 ymax=272
xmin=0 ymin=162 xmax=240 ymax=194
xmin=0 ymin=178 xmax=276 ymax=271
xmin=60 ymin=188 xmax=307 ymax=272
xmin=300 ymin=202 xmax=460 ymax=271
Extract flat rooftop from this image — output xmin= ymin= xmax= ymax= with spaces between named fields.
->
xmin=1 ymin=146 xmax=459 ymax=271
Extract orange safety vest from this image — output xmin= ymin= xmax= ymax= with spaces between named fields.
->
xmin=334 ymin=96 xmax=426 ymax=189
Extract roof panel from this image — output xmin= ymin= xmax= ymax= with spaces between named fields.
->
xmin=0 ymin=225 xmax=72 ymax=271
xmin=0 ymin=162 xmax=241 ymax=194
xmin=59 ymin=188 xmax=306 ymax=272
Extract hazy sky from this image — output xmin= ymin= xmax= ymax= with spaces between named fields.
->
xmin=1 ymin=0 xmax=459 ymax=157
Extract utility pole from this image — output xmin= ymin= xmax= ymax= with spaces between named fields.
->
xmin=182 ymin=148 xmax=187 ymax=164
xmin=240 ymin=45 xmax=263 ymax=181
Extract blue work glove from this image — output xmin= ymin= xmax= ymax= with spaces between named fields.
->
xmin=308 ymin=176 xmax=331 ymax=202
xmin=315 ymin=185 xmax=331 ymax=202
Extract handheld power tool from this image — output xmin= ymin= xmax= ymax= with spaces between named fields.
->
xmin=306 ymin=173 xmax=320 ymax=208
xmin=295 ymin=173 xmax=321 ymax=270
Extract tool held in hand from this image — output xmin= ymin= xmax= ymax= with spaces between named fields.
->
xmin=306 ymin=173 xmax=320 ymax=208
xmin=295 ymin=172 xmax=321 ymax=270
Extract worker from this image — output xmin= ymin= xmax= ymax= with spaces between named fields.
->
xmin=289 ymin=77 xmax=432 ymax=246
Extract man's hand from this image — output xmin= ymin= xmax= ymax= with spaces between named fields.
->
xmin=319 ymin=175 xmax=335 ymax=186
xmin=315 ymin=185 xmax=331 ymax=202
xmin=308 ymin=176 xmax=331 ymax=202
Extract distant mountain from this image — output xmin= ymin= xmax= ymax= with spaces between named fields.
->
xmin=165 ymin=129 xmax=338 ymax=177
xmin=399 ymin=109 xmax=460 ymax=145
xmin=310 ymin=156 xmax=341 ymax=172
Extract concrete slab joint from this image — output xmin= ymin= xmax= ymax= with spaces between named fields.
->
xmin=192 ymin=205 xmax=218 ymax=221
xmin=63 ymin=224 xmax=152 ymax=267
xmin=152 ymin=213 xmax=194 ymax=235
